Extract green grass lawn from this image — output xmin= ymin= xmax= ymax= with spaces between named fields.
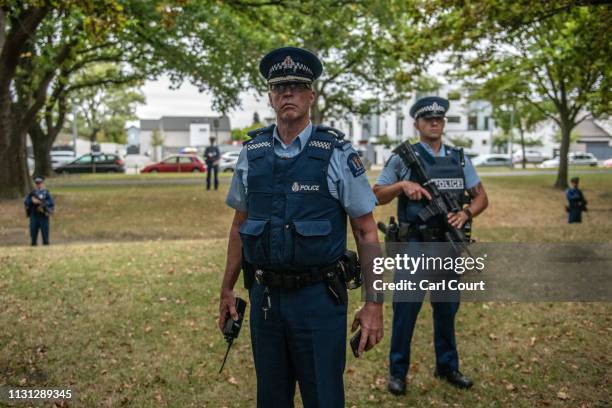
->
xmin=1 ymin=172 xmax=611 ymax=407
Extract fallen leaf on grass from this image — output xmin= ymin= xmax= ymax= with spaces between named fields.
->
xmin=557 ymin=391 xmax=569 ymax=400
xmin=227 ymin=376 xmax=238 ymax=385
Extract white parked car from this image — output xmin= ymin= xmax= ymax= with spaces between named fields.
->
xmin=512 ymin=149 xmax=546 ymax=164
xmin=219 ymin=150 xmax=241 ymax=172
xmin=538 ymin=152 xmax=598 ymax=168
xmin=50 ymin=150 xmax=76 ymax=169
xmin=472 ymin=154 xmax=513 ymax=167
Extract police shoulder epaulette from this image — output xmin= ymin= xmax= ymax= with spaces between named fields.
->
xmin=334 ymin=139 xmax=351 ymax=151
xmin=246 ymin=124 xmax=275 ymax=139
xmin=316 ymin=125 xmax=345 ymax=141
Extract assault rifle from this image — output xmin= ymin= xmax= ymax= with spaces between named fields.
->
xmin=26 ymin=192 xmax=52 ymax=217
xmin=392 ymin=142 xmax=472 ymax=256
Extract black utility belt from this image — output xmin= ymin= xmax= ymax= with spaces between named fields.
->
xmin=254 ymin=264 xmax=341 ymax=290
xmin=398 ymin=223 xmax=444 ymax=242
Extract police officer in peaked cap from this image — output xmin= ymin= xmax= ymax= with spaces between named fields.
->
xmin=374 ymin=96 xmax=489 ymax=394
xmin=218 ymin=46 xmax=384 ymax=407
xmin=24 ymin=175 xmax=55 ymax=246
xmin=566 ymin=177 xmax=587 ymax=223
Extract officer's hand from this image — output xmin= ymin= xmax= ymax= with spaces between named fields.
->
xmin=447 ymin=211 xmax=469 ymax=229
xmin=218 ymin=288 xmax=238 ymax=332
xmin=401 ymin=181 xmax=432 ymax=201
xmin=351 ymin=302 xmax=383 ymax=357
xmin=31 ymin=197 xmax=41 ymax=204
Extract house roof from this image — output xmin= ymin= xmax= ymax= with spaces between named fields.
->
xmin=140 ymin=119 xmax=160 ymax=131
xmin=140 ymin=116 xmax=231 ymax=132
xmin=575 ymin=119 xmax=611 ymax=142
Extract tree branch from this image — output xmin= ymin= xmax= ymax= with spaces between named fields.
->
xmin=0 ymin=6 xmax=49 ymax=91
xmin=77 ymin=41 xmax=120 ymax=55
xmin=65 ymin=74 xmax=144 ymax=94
xmin=0 ymin=9 xmax=7 ymax=51
xmin=21 ymin=34 xmax=80 ymax=128
xmin=520 ymin=95 xmax=560 ymax=126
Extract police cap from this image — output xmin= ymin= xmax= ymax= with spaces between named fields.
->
xmin=410 ymin=96 xmax=450 ymax=120
xmin=259 ymin=46 xmax=323 ymax=85
xmin=33 ymin=175 xmax=45 ymax=184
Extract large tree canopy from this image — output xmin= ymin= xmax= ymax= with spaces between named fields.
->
xmin=0 ymin=0 xmax=276 ymax=198
xmin=418 ymin=2 xmax=611 ymax=188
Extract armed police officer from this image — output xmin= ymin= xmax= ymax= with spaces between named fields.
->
xmin=566 ymin=177 xmax=587 ymax=223
xmin=218 ymin=47 xmax=384 ymax=408
xmin=204 ymin=136 xmax=221 ymax=190
xmin=24 ymin=175 xmax=55 ymax=246
xmin=373 ymin=97 xmax=489 ymax=395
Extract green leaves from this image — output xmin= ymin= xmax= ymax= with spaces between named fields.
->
xmin=67 ymin=63 xmax=145 ymax=144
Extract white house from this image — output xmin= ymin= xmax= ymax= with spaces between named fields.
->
xmin=138 ymin=116 xmax=231 ymax=158
xmin=330 ymin=86 xmax=497 ymax=165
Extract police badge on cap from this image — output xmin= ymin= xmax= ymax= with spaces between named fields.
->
xmin=409 ymin=96 xmax=450 ymax=120
xmin=259 ymin=46 xmax=323 ymax=85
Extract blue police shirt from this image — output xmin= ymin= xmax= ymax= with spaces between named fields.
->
xmin=226 ymin=123 xmax=377 ymax=219
xmin=376 ymin=142 xmax=480 ymax=189
xmin=566 ymin=188 xmax=584 ymax=207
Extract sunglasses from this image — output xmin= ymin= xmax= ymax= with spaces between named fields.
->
xmin=421 ymin=116 xmax=445 ymax=123
xmin=269 ymin=82 xmax=312 ymax=93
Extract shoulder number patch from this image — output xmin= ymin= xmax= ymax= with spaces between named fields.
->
xmin=347 ymin=152 xmax=366 ymax=177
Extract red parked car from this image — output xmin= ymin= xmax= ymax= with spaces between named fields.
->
xmin=141 ymin=154 xmax=206 ymax=173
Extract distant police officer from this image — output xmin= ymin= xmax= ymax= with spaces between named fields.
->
xmin=566 ymin=177 xmax=587 ymax=223
xmin=204 ymin=136 xmax=221 ymax=190
xmin=373 ymin=96 xmax=489 ymax=395
xmin=24 ymin=176 xmax=55 ymax=246
xmin=218 ymin=46 xmax=383 ymax=408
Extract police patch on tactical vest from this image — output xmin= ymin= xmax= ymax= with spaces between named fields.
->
xmin=347 ymin=152 xmax=365 ymax=177
xmin=431 ymin=178 xmax=464 ymax=190
xmin=291 ymin=182 xmax=321 ymax=193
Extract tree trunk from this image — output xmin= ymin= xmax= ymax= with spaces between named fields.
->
xmin=311 ymin=91 xmax=323 ymax=124
xmin=0 ymin=123 xmax=30 ymax=199
xmin=519 ymin=127 xmax=527 ymax=169
xmin=0 ymin=6 xmax=49 ymax=199
xmin=29 ymin=121 xmax=55 ymax=177
xmin=554 ymin=117 xmax=573 ymax=189
xmin=0 ymin=92 xmax=30 ymax=198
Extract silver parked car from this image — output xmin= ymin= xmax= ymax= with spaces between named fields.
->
xmin=512 ymin=149 xmax=546 ymax=164
xmin=538 ymin=152 xmax=598 ymax=168
xmin=218 ymin=150 xmax=241 ymax=172
xmin=50 ymin=150 xmax=76 ymax=169
xmin=472 ymin=154 xmax=513 ymax=167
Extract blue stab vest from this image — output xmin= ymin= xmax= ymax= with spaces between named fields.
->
xmin=397 ymin=143 xmax=467 ymax=226
xmin=239 ymin=125 xmax=347 ymax=270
